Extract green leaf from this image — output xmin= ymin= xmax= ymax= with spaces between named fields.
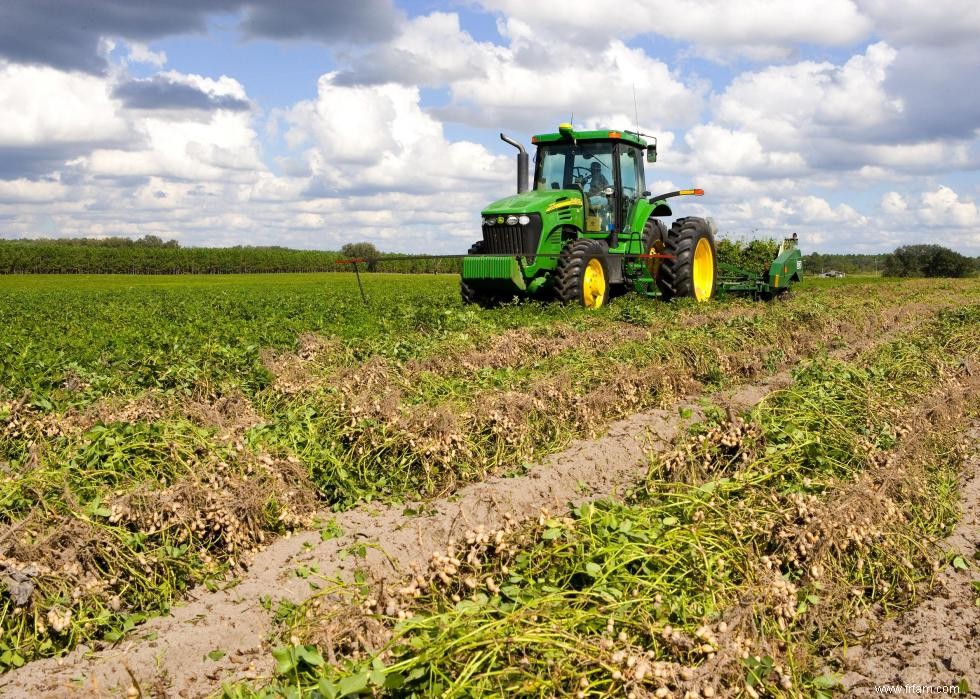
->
xmin=542 ymin=528 xmax=562 ymax=540
xmin=585 ymin=562 xmax=602 ymax=577
xmin=812 ymin=672 xmax=841 ymax=689
xmin=500 ymin=584 xmax=523 ymax=601
xmin=338 ymin=670 xmax=369 ymax=696
xmin=957 ymin=679 xmax=970 ymax=694
xmin=369 ymin=657 xmax=386 ymax=686
xmin=383 ymin=671 xmax=406 ymax=689
xmin=207 ymin=649 xmax=226 ymax=661
xmin=317 ymin=678 xmax=338 ymax=699
xmin=297 ymin=645 xmax=324 ymax=667
xmin=662 ymin=516 xmax=679 ymax=527
xmin=271 ymin=646 xmax=296 ymax=675
xmin=952 ymin=555 xmax=969 ymax=570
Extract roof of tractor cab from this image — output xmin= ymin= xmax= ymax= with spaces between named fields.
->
xmin=531 ymin=126 xmax=647 ymax=148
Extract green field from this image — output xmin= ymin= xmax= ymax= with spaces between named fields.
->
xmin=1 ymin=273 xmax=978 ymax=696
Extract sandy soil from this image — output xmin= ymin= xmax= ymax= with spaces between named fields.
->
xmin=0 ymin=372 xmax=792 ymax=699
xmin=842 ymin=421 xmax=980 ymax=695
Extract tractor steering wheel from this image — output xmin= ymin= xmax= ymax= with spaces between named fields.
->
xmin=571 ymin=166 xmax=593 ymax=188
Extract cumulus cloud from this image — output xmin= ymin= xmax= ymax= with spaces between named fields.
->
xmin=478 ymin=0 xmax=872 ymax=59
xmin=0 ymin=0 xmax=399 ymax=74
xmin=1 ymin=4 xmax=979 ymax=256
xmin=284 ymin=73 xmax=510 ymax=196
xmin=125 ymin=42 xmax=167 ymax=68
xmin=239 ymin=0 xmax=400 ymax=44
xmin=858 ymin=0 xmax=980 ymax=47
xmin=0 ymin=63 xmax=129 ymax=147
xmin=918 ymin=185 xmax=979 ymax=227
xmin=113 ymin=73 xmax=252 ymax=112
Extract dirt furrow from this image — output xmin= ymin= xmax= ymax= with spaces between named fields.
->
xmin=841 ymin=421 xmax=980 ymax=694
xmin=0 ymin=369 xmax=794 ymax=699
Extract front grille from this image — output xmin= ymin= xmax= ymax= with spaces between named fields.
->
xmin=481 ymin=215 xmax=542 ymax=259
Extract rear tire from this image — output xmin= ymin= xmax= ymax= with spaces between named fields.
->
xmin=554 ymin=238 xmax=609 ymax=308
xmin=656 ymin=217 xmax=717 ymax=302
xmin=641 ymin=217 xmax=668 ymax=280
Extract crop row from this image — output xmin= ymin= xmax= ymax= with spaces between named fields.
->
xmin=0 ymin=277 xmax=977 ymax=676
xmin=227 ymin=304 xmax=979 ymax=698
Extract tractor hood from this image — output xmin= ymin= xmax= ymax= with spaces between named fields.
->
xmin=482 ymin=189 xmax=582 ymax=216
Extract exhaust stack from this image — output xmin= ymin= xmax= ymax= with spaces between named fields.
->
xmin=500 ymin=133 xmax=528 ymax=194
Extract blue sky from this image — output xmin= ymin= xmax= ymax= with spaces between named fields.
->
xmin=0 ymin=0 xmax=977 ymax=255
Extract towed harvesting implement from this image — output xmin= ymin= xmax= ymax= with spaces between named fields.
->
xmin=462 ymin=124 xmax=802 ymax=307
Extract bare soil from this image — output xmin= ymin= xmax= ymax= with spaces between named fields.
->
xmin=841 ymin=421 xmax=980 ymax=695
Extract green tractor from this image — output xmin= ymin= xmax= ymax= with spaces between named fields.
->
xmin=461 ymin=124 xmax=801 ymax=307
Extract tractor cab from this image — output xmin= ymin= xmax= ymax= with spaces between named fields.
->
xmin=531 ymin=126 xmax=648 ymax=236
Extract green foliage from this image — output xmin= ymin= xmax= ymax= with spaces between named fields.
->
xmin=339 ymin=242 xmax=383 ymax=273
xmin=0 ymin=240 xmax=460 ymax=275
xmin=883 ymin=244 xmax=976 ymax=278
xmin=716 ymin=238 xmax=780 ymax=274
xmin=234 ymin=303 xmax=979 ymax=697
xmin=2 ymin=271 xmax=979 ymax=682
xmin=804 ymin=252 xmax=881 ymax=275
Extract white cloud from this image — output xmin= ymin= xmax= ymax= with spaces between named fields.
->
xmin=918 ymin=185 xmax=979 ymax=227
xmin=85 ymin=109 xmax=265 ymax=182
xmin=683 ymin=124 xmax=807 ymax=176
xmin=714 ymin=43 xmax=902 ymax=149
xmin=0 ymin=177 xmax=67 ymax=203
xmin=858 ymin=0 xmax=980 ymax=47
xmin=479 ymin=0 xmax=871 ymax=58
xmin=2 ymin=6 xmax=980 ymax=257
xmin=126 ymin=42 xmax=167 ymax=68
xmin=0 ymin=63 xmax=129 ymax=147
xmin=285 ymin=73 xmax=510 ymax=192
xmin=881 ymin=191 xmax=907 ymax=214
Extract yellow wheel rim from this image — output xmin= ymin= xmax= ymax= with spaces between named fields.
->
xmin=692 ymin=237 xmax=714 ymax=302
xmin=582 ymin=258 xmax=606 ymax=308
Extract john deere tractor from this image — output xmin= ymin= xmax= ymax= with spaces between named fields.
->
xmin=461 ymin=124 xmax=801 ymax=307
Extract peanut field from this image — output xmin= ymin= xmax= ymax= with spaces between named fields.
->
xmin=1 ymin=273 xmax=978 ymax=698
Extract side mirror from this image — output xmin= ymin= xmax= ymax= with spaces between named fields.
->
xmin=646 ymin=145 xmax=657 ymax=163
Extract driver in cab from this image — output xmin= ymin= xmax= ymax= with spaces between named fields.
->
xmin=586 ymin=160 xmax=611 ymax=229
xmin=587 ymin=160 xmax=609 ymax=202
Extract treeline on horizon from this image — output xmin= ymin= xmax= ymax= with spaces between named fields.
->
xmin=0 ymin=236 xmax=977 ymax=277
xmin=0 ymin=237 xmax=462 ymax=274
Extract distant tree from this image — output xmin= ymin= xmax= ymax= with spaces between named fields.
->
xmin=340 ymin=242 xmax=381 ymax=271
xmin=883 ymin=244 xmax=974 ymax=278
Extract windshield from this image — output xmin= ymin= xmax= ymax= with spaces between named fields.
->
xmin=534 ymin=143 xmax=615 ymax=194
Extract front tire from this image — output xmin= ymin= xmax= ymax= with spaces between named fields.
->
xmin=554 ymin=238 xmax=609 ymax=308
xmin=656 ymin=217 xmax=717 ymax=302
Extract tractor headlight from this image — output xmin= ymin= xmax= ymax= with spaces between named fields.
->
xmin=483 ymin=216 xmax=495 ymax=226
xmin=518 ymin=215 xmax=530 ymax=225
xmin=505 ymin=215 xmax=519 ymax=226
